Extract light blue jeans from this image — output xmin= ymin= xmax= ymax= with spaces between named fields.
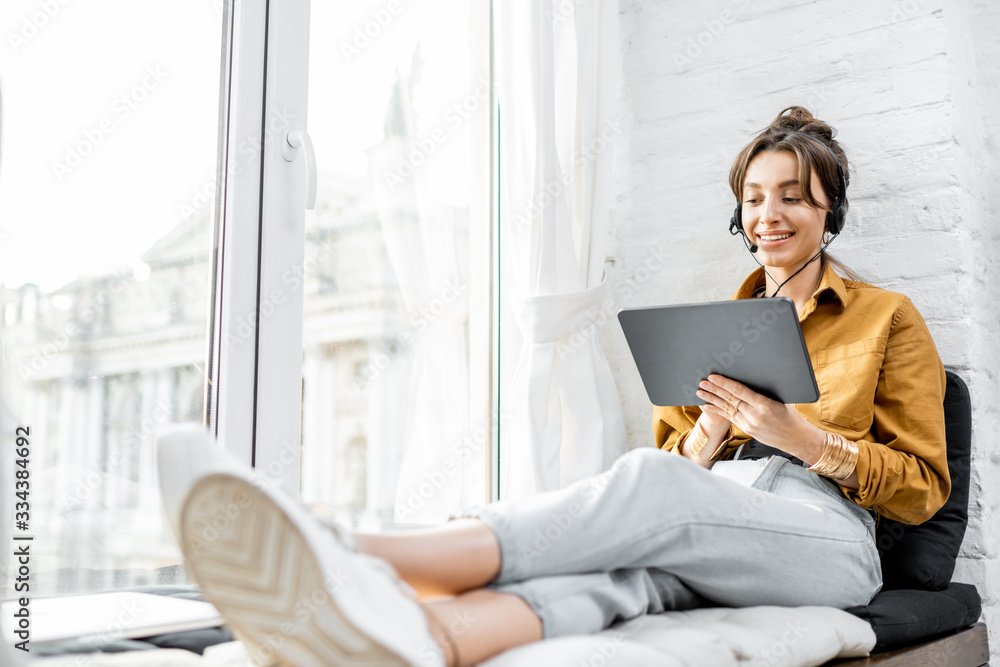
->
xmin=464 ymin=447 xmax=882 ymax=638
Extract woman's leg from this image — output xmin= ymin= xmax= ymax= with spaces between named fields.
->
xmin=357 ymin=519 xmax=500 ymax=598
xmin=413 ymin=570 xmax=699 ymax=665
xmin=421 ymin=590 xmax=542 ymax=666
xmin=361 ymin=449 xmax=879 ymax=611
xmin=471 ymin=450 xmax=881 ymax=609
xmin=488 ymin=568 xmax=705 ymax=639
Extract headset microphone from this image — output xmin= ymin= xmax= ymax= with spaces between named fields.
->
xmin=729 ymin=214 xmax=758 ymax=253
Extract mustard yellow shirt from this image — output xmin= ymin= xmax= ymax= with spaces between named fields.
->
xmin=653 ymin=261 xmax=949 ymax=525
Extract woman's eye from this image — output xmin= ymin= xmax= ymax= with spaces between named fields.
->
xmin=783 ymin=197 xmax=801 ymax=203
xmin=744 ymin=198 xmax=760 ymax=205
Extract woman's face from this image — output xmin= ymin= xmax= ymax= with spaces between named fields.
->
xmin=742 ymin=150 xmax=829 ymax=271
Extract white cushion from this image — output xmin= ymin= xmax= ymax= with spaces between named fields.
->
xmin=481 ymin=605 xmax=876 ymax=667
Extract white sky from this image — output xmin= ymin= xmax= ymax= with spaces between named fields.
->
xmin=0 ymin=0 xmax=469 ymax=291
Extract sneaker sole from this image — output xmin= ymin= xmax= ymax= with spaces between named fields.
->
xmin=180 ymin=473 xmax=411 ymax=666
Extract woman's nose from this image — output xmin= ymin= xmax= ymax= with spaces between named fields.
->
xmin=759 ymin=197 xmax=780 ymax=223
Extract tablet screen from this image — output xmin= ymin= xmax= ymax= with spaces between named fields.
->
xmin=618 ymin=298 xmax=819 ymax=407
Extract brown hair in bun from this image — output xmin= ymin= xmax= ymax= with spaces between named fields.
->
xmin=729 ymin=106 xmax=849 ymax=219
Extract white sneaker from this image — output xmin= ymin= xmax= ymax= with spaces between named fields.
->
xmin=157 ymin=423 xmax=246 ymax=543
xmin=157 ymin=425 xmax=445 ymax=667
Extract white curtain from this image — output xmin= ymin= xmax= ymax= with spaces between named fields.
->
xmin=369 ymin=73 xmax=474 ymax=525
xmin=498 ymin=0 xmax=627 ymax=498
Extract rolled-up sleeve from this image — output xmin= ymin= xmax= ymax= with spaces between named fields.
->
xmin=653 ymin=405 xmax=747 ymax=460
xmin=652 ymin=405 xmax=696 ymax=455
xmin=841 ymin=296 xmax=950 ymax=525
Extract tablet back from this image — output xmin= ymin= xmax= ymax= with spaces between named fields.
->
xmin=618 ymin=298 xmax=819 ymax=407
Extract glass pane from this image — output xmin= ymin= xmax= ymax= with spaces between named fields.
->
xmin=0 ymin=0 xmax=222 ymax=596
xmin=301 ymin=1 xmax=487 ymax=527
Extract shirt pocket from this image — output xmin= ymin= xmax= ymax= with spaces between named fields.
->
xmin=815 ymin=336 xmax=886 ymax=431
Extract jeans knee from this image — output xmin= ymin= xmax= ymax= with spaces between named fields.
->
xmin=620 ymin=446 xmax=673 ymax=463
xmin=613 ymin=447 xmax=689 ymax=486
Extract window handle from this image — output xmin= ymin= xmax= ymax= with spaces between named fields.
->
xmin=282 ymin=129 xmax=317 ymax=210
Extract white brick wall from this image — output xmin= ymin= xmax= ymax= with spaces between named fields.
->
xmin=608 ymin=0 xmax=1000 ymax=656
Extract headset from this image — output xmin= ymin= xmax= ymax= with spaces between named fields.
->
xmin=729 ymin=130 xmax=848 ymax=248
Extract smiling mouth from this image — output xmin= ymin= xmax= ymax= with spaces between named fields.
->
xmin=757 ymin=232 xmax=794 ymax=242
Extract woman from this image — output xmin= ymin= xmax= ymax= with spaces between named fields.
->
xmin=159 ymin=107 xmax=949 ymax=667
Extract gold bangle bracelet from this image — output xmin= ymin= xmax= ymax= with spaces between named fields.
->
xmin=685 ymin=421 xmax=710 ymax=458
xmin=686 ymin=422 xmax=734 ymax=460
xmin=808 ymin=431 xmax=858 ymax=481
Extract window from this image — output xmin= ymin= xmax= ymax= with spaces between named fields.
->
xmin=296 ymin=0 xmax=496 ymax=527
xmin=0 ymin=0 xmax=496 ymax=603
xmin=0 ymin=1 xmax=223 ymax=595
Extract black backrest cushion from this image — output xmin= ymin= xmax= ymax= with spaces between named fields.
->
xmin=876 ymin=371 xmax=972 ymax=590
xmin=846 ymin=582 xmax=982 ymax=651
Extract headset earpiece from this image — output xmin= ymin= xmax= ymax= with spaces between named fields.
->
xmin=826 ymin=162 xmax=848 ymax=235
xmin=729 ymin=205 xmax=742 ymax=235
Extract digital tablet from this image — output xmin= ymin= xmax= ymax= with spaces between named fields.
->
xmin=617 ymin=297 xmax=819 ymax=407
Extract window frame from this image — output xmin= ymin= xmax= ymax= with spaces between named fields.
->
xmin=209 ymin=0 xmax=500 ymax=505
xmin=207 ymin=0 xmax=311 ymax=495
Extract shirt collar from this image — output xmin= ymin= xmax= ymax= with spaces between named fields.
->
xmin=732 ymin=259 xmax=849 ymax=307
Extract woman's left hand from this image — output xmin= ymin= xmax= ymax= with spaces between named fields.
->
xmin=696 ymin=374 xmax=821 ymax=456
